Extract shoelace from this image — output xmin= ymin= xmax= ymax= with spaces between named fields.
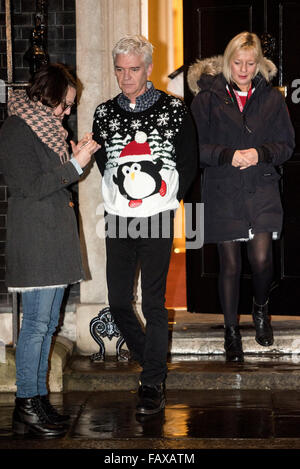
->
xmin=32 ymin=397 xmax=49 ymax=423
xmin=41 ymin=397 xmax=61 ymax=417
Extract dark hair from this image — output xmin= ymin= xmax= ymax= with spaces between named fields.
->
xmin=26 ymin=63 xmax=77 ymax=108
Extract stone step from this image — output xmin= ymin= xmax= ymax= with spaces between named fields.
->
xmin=2 ymin=318 xmax=300 ymax=394
xmin=85 ymin=316 xmax=300 ymax=357
xmin=169 ymin=320 xmax=300 ymax=355
xmin=0 ymin=341 xmax=5 ymax=364
xmin=63 ymin=353 xmax=300 ymax=392
xmin=63 ymin=318 xmax=300 ymax=392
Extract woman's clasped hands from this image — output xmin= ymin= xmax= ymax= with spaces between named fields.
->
xmin=232 ymin=148 xmax=258 ymax=170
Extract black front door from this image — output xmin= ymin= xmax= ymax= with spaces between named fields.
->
xmin=184 ymin=0 xmax=300 ymax=315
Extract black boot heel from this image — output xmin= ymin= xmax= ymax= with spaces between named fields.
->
xmin=252 ymin=299 xmax=274 ymax=346
xmin=12 ymin=419 xmax=29 ymax=435
xmin=224 ymin=325 xmax=244 ymax=362
xmin=12 ymin=396 xmax=67 ymax=438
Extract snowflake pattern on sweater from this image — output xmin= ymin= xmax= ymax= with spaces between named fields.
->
xmin=93 ymin=92 xmax=188 ymax=217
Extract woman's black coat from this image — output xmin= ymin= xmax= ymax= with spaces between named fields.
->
xmin=190 ymin=59 xmax=295 ymax=243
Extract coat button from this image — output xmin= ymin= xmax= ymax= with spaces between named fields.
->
xmin=69 ymin=201 xmax=74 ymax=208
xmin=62 ymin=178 xmax=68 ymax=184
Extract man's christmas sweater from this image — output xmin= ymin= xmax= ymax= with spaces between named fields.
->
xmin=93 ymin=91 xmax=195 ymax=218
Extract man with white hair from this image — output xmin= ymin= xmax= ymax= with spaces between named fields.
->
xmin=93 ymin=35 xmax=197 ymax=415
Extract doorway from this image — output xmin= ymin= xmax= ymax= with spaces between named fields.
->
xmin=148 ymin=0 xmax=187 ymax=309
xmin=184 ymin=0 xmax=300 ymax=315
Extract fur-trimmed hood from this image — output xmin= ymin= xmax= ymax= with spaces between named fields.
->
xmin=187 ymin=55 xmax=277 ymax=95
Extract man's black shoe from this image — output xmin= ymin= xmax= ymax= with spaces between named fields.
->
xmin=136 ymin=383 xmax=165 ymax=415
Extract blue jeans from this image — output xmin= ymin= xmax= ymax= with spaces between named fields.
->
xmin=15 ymin=287 xmax=65 ymax=398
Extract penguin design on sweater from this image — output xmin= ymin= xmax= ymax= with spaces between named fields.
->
xmin=113 ymin=131 xmax=167 ymax=208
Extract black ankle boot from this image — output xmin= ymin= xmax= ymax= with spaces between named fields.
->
xmin=12 ymin=396 xmax=67 ymax=437
xmin=136 ymin=382 xmax=166 ymax=415
xmin=252 ymin=299 xmax=274 ymax=346
xmin=224 ymin=325 xmax=244 ymax=362
xmin=39 ymin=395 xmax=70 ymax=424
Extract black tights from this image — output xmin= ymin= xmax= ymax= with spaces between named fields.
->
xmin=217 ymin=232 xmax=273 ymax=326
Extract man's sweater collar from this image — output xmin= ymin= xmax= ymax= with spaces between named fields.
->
xmin=117 ymin=81 xmax=161 ymax=112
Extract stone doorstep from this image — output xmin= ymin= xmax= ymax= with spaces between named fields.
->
xmin=0 ymin=341 xmax=5 ymax=364
xmin=63 ymin=320 xmax=300 ymax=393
xmin=2 ymin=321 xmax=300 ymax=393
xmin=169 ymin=320 xmax=300 ymax=355
xmin=76 ymin=318 xmax=300 ymax=357
xmin=63 ymin=354 xmax=300 ymax=392
xmin=0 ymin=335 xmax=74 ymax=393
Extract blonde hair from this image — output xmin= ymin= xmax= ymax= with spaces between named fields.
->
xmin=112 ymin=35 xmax=153 ymax=68
xmin=223 ymin=31 xmax=271 ymax=83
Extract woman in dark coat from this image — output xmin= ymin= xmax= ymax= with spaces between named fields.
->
xmin=189 ymin=32 xmax=295 ymax=362
xmin=0 ymin=64 xmax=99 ymax=437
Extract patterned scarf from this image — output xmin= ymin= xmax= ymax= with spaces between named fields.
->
xmin=7 ymin=89 xmax=70 ymax=163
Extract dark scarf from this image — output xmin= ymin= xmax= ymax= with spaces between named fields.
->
xmin=7 ymin=89 xmax=70 ymax=163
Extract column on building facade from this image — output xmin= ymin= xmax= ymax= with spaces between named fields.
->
xmin=75 ymin=0 xmax=143 ymax=354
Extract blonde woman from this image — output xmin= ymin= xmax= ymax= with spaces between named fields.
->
xmin=189 ymin=32 xmax=295 ymax=361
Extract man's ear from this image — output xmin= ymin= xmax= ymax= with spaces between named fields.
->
xmin=147 ymin=63 xmax=153 ymax=78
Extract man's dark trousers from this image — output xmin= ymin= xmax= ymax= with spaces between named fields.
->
xmin=105 ymin=213 xmax=174 ymax=386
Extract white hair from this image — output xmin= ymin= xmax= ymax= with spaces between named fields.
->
xmin=112 ymin=35 xmax=153 ymax=67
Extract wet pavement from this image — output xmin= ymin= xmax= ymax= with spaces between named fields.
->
xmin=2 ymin=381 xmax=300 ymax=453
xmin=3 ymin=312 xmax=300 ymax=458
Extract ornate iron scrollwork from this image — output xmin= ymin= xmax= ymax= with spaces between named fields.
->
xmin=89 ymin=307 xmax=129 ymax=362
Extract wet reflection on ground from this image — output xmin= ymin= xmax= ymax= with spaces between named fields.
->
xmin=1 ymin=389 xmax=300 ymax=447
